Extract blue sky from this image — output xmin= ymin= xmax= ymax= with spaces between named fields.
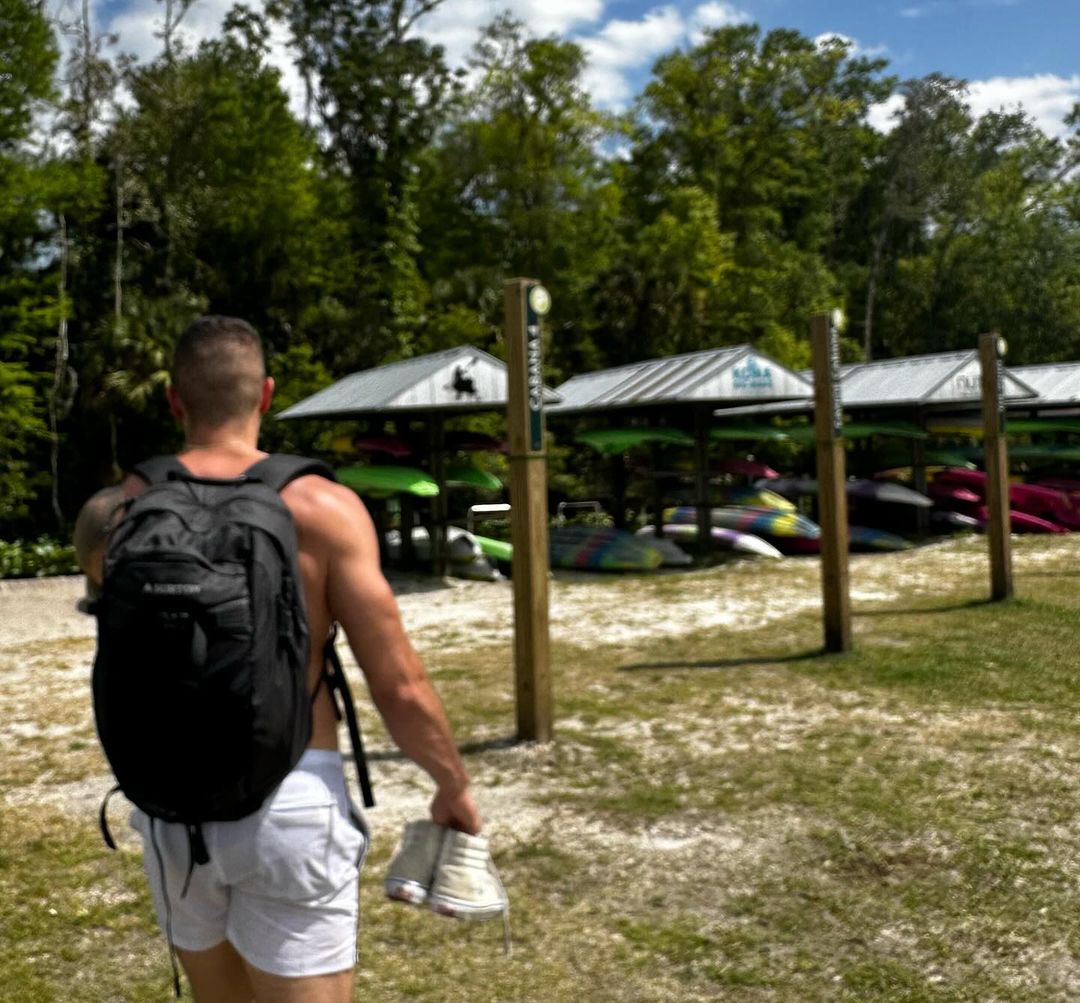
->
xmin=84 ymin=0 xmax=1080 ymax=136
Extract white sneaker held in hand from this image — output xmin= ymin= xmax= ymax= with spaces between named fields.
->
xmin=385 ymin=819 xmax=445 ymax=906
xmin=427 ymin=828 xmax=508 ymax=922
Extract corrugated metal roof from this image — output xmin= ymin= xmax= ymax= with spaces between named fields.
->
xmin=1010 ymin=363 xmax=1080 ymax=405
xmin=841 ymin=352 xmax=1037 ymax=405
xmin=277 ymin=345 xmax=559 ymax=420
xmin=723 ymin=350 xmax=1039 ymax=417
xmin=549 ymin=346 xmax=813 ymax=414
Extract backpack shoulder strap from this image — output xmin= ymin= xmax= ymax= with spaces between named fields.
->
xmin=131 ymin=455 xmax=189 ymax=485
xmin=245 ymin=454 xmax=336 ymax=494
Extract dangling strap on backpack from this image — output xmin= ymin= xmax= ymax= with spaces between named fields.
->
xmin=323 ymin=625 xmax=376 ymax=809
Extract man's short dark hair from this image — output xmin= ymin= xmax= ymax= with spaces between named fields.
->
xmin=171 ymin=316 xmax=266 ymax=426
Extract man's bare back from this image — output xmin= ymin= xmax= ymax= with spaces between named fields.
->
xmin=75 ymin=315 xmax=481 ymax=1001
xmin=102 ymin=444 xmax=478 ymax=831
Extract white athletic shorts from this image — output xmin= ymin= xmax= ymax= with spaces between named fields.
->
xmin=130 ymin=749 xmax=368 ymax=978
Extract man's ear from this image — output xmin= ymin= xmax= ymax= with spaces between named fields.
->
xmin=259 ymin=376 xmax=275 ymax=415
xmin=166 ymin=384 xmax=184 ymax=422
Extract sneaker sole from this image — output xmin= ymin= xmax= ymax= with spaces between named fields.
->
xmin=385 ymin=878 xmax=428 ymax=905
xmin=427 ymin=893 xmax=506 ymax=921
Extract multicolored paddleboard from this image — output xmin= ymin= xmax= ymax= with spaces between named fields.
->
xmin=711 ymin=486 xmax=796 ymax=511
xmin=637 ymin=523 xmax=782 ymax=560
xmin=548 ymin=525 xmax=665 ymax=571
xmin=664 ymin=506 xmax=821 ymax=554
xmin=627 ymin=528 xmax=694 ymax=566
xmin=337 ymin=465 xmax=439 ymax=498
xmin=848 ymin=526 xmax=913 ymax=552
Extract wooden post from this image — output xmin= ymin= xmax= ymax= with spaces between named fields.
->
xmin=429 ymin=416 xmax=448 ymax=578
xmin=694 ymin=405 xmax=712 ymax=559
xmin=911 ymin=429 xmax=930 ymax=537
xmin=812 ymin=313 xmax=853 ymax=652
xmin=651 ymin=441 xmax=664 ymax=540
xmin=506 ymin=279 xmax=554 ymax=743
xmin=979 ymin=332 xmax=1014 ymax=600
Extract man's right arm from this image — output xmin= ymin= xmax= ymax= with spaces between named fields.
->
xmin=301 ymin=481 xmax=482 ymax=834
xmin=72 ymin=485 xmax=128 ymax=587
xmin=72 ymin=474 xmax=145 ymax=587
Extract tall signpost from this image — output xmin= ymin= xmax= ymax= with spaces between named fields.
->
xmin=505 ymin=279 xmax=554 ymax=743
xmin=812 ymin=312 xmax=853 ymax=653
xmin=979 ymin=332 xmax=1014 ymax=600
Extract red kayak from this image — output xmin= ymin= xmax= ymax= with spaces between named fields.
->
xmin=976 ymin=506 xmax=1069 ymax=534
xmin=353 ymin=434 xmax=412 ymax=458
xmin=937 ymin=468 xmax=1079 ymax=528
xmin=716 ymin=458 xmax=780 ymax=479
xmin=928 ymin=482 xmax=981 ymax=507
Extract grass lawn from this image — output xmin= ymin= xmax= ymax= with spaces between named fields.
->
xmin=3 ymin=536 xmax=1080 ymax=1000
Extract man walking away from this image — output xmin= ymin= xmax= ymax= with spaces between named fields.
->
xmin=75 ymin=316 xmax=482 ymax=1002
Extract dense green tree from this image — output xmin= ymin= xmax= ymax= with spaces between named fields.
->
xmin=418 ymin=17 xmax=621 ymax=377
xmin=859 ymin=78 xmax=1080 ymax=361
xmin=271 ymin=0 xmax=457 ymax=366
xmin=625 ymin=26 xmax=892 ymax=358
xmin=0 ymin=0 xmax=64 ymax=523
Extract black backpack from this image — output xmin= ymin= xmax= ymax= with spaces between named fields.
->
xmin=92 ymin=454 xmax=373 ymax=847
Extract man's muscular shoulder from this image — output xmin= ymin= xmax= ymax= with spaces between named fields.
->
xmin=280 ymin=475 xmax=375 ymax=550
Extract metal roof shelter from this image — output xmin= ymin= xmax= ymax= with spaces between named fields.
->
xmin=548 ymin=346 xmax=813 ymax=553
xmin=720 ymin=350 xmax=1039 ymax=419
xmin=549 ymin=344 xmax=812 ymax=415
xmin=279 ymin=345 xmax=560 ymax=576
xmin=1009 ymin=363 xmax=1080 ymax=411
xmin=278 ymin=345 xmax=559 ymax=420
xmin=718 ymin=350 xmax=1039 ymax=537
xmin=835 ymin=351 xmax=1038 ymax=409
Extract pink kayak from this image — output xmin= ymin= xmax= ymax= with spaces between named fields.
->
xmin=976 ymin=507 xmax=1069 ymax=534
xmin=353 ymin=434 xmax=412 ymax=458
xmin=715 ymin=458 xmax=780 ymax=479
xmin=928 ymin=482 xmax=981 ymax=506
xmin=1037 ymin=477 xmax=1080 ymax=493
xmin=937 ymin=469 xmax=1079 ymax=527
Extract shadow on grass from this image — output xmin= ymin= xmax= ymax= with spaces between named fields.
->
xmin=363 ymin=734 xmax=525 ymax=763
xmin=618 ymin=649 xmax=825 ymax=673
xmin=854 ymin=597 xmax=995 ymax=617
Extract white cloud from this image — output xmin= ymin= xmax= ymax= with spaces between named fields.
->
xmin=572 ymin=1 xmax=749 ymax=110
xmin=868 ymin=74 xmax=1080 ymax=139
xmin=967 ymin=74 xmax=1080 ymax=139
xmin=867 ymin=92 xmax=906 ymax=133
xmin=814 ymin=31 xmax=888 ymax=60
xmin=578 ymin=6 xmax=686 ymax=108
xmin=689 ymin=1 xmax=749 ymax=45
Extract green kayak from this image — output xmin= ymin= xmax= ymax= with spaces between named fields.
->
xmin=337 ymin=465 xmax=440 ymax=498
xmin=445 ymin=462 xmax=502 ymax=492
xmin=575 ymin=427 xmax=695 ymax=455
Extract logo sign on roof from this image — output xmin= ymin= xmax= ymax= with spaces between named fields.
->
xmin=732 ymin=357 xmax=774 ymax=392
xmin=950 ymin=373 xmax=982 ymax=398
